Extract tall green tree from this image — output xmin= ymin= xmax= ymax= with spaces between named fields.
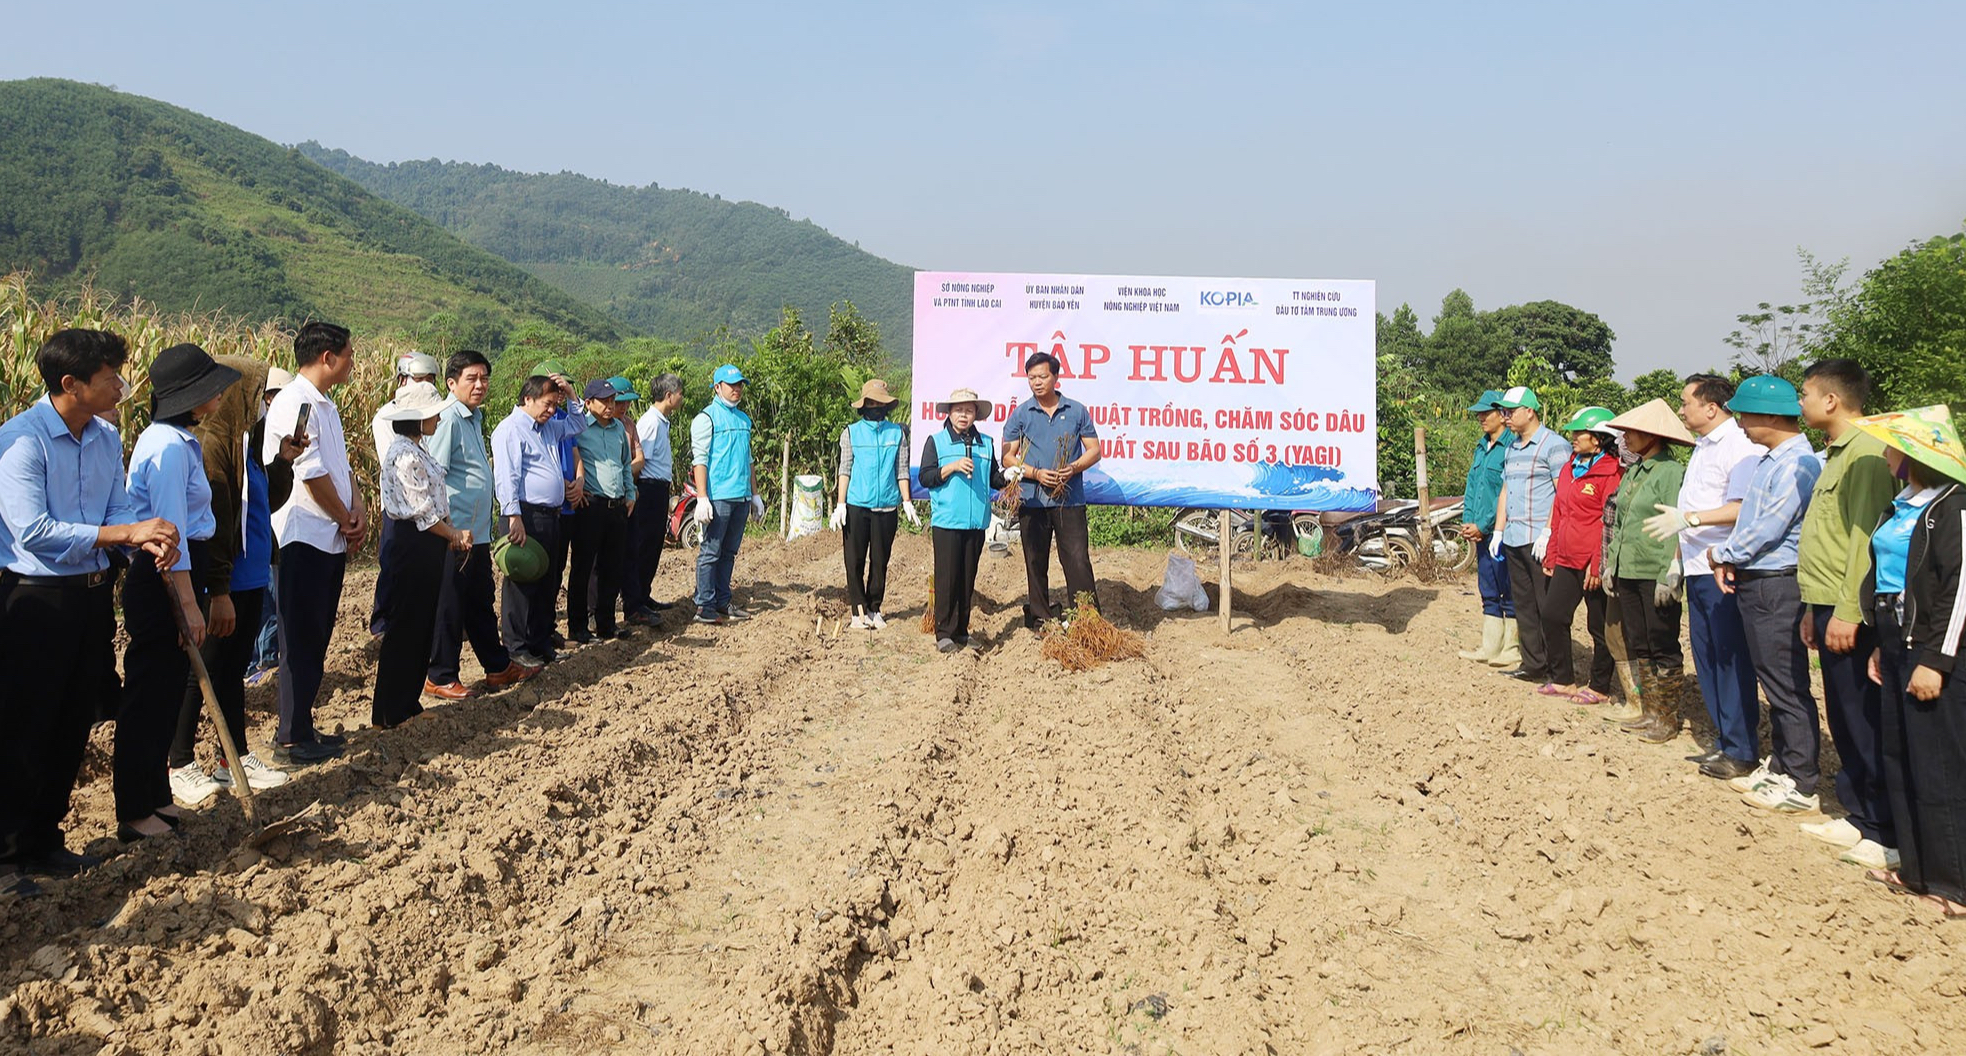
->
xmin=1818 ymin=229 xmax=1966 ymax=409
xmin=1490 ymin=301 xmax=1616 ymax=383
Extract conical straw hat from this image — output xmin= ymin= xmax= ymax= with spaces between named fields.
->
xmin=1849 ymin=405 xmax=1966 ymax=485
xmin=1606 ymin=398 xmax=1695 ymax=446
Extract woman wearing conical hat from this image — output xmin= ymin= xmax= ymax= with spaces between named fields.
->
xmin=1854 ymin=404 xmax=1966 ymax=918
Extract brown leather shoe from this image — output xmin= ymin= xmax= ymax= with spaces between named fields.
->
xmin=483 ymin=662 xmax=541 ymax=689
xmin=423 ymin=680 xmax=480 ymax=701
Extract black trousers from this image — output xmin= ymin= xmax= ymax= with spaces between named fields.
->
xmin=502 ymin=504 xmax=563 ymax=660
xmin=548 ymin=511 xmax=575 ymax=631
xmin=1541 ymin=564 xmax=1613 ymax=692
xmin=116 ymin=543 xmax=208 ymax=823
xmin=171 ymin=585 xmax=264 ymax=769
xmin=375 ymin=521 xmax=445 ymax=728
xmin=932 ymin=527 xmax=986 ymax=640
xmin=1736 ymin=573 xmax=1820 ymax=794
xmin=569 ymin=500 xmax=630 ymax=635
xmin=1504 ymin=544 xmax=1554 ymax=680
xmin=1017 ymin=505 xmax=1096 ymax=623
xmin=428 ymin=542 xmax=509 ymax=684
xmin=845 ymin=504 xmax=900 ymax=613
xmin=1612 ymin=576 xmax=1684 ymax=673
xmin=275 ymin=542 xmax=347 ymax=745
xmin=368 ymin=514 xmax=399 ymax=635
xmin=624 ymin=478 xmax=670 ymax=612
xmin=1814 ymin=604 xmax=1893 ymax=846
xmin=1878 ymin=605 xmax=1966 ymax=903
xmin=0 ymin=576 xmax=117 ymax=860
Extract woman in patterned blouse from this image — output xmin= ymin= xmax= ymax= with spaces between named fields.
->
xmin=374 ymin=381 xmax=474 ymax=729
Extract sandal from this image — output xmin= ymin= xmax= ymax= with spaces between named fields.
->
xmin=1534 ymin=683 xmax=1574 ymax=697
xmin=1866 ymin=868 xmax=1916 ymax=896
xmin=1570 ymin=688 xmax=1610 ymax=705
xmin=1921 ymin=894 xmax=1966 ymax=920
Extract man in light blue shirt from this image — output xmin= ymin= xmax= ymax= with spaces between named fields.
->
xmin=493 ymin=372 xmax=586 ymax=665
xmin=569 ymin=379 xmax=636 ymax=642
xmin=626 ymin=373 xmax=684 ymax=621
xmin=426 ymin=351 xmax=537 ymax=698
xmin=0 ymin=329 xmax=177 ymax=894
xmin=1492 ymin=386 xmax=1572 ymax=683
xmin=690 ymin=364 xmax=765 ymax=624
xmin=1709 ymin=375 xmax=1824 ymax=814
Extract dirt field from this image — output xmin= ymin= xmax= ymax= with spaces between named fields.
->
xmin=1 ymin=530 xmax=1959 ymax=1055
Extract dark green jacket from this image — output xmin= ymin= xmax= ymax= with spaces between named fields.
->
xmin=1463 ymin=433 xmax=1508 ymax=536
xmin=1603 ymin=452 xmax=1685 ymax=583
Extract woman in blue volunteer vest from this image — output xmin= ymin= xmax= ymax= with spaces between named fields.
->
xmin=918 ymin=389 xmax=1019 ymax=653
xmin=830 ymin=379 xmax=917 ymax=629
xmin=690 ymin=364 xmax=766 ymax=624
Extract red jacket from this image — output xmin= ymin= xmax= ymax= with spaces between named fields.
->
xmin=1544 ymin=453 xmax=1623 ymax=576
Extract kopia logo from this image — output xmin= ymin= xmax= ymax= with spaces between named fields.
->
xmin=1199 ymin=290 xmax=1258 ymax=309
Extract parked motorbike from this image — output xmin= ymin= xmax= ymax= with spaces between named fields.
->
xmin=667 ymin=481 xmax=704 ymax=548
xmin=1171 ymin=497 xmax=1472 ymax=573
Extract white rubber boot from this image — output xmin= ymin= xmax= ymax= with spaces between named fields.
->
xmin=1458 ymin=615 xmax=1505 ymax=663
xmin=1486 ymin=621 xmax=1521 ymax=668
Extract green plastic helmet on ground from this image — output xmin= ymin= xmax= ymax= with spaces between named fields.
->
xmin=1560 ymin=406 xmax=1617 ymax=433
xmin=492 ymin=533 xmax=549 ymax=583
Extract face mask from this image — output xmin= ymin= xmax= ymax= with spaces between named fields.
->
xmin=859 ymin=404 xmax=892 ymax=422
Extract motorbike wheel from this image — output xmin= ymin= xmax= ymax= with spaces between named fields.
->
xmin=1432 ymin=527 xmax=1476 ymax=574
xmin=678 ymin=517 xmax=704 ymax=550
xmin=1171 ymin=507 xmax=1253 ymax=560
xmin=1357 ymin=530 xmax=1419 ymax=573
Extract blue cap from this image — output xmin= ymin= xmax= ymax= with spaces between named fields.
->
xmin=712 ymin=363 xmax=746 ymax=386
xmin=1726 ymin=375 xmax=1801 ymax=417
xmin=581 ymin=378 xmax=617 ymax=401
xmin=1467 ymin=389 xmax=1505 ymax=413
xmin=607 ymin=375 xmax=637 ymax=401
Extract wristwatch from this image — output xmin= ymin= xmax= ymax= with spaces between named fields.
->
xmin=1686 ymin=512 xmax=1702 ymax=528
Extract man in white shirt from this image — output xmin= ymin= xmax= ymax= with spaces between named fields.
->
xmin=263 ymin=322 xmax=365 ymax=766
xmin=625 ymin=373 xmax=684 ymax=623
xmin=367 ymin=352 xmax=438 ymax=638
xmin=1643 ymin=374 xmax=1765 ymax=780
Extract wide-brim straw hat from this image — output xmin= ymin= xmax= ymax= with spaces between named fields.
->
xmin=853 ymin=378 xmax=898 ymax=409
xmin=377 ymin=380 xmax=447 ymax=422
xmin=934 ymin=388 xmax=994 ymax=418
xmin=150 ymin=343 xmax=242 ymax=421
xmin=1850 ymin=405 xmax=1966 ymax=485
xmin=1607 ymin=399 xmax=1696 ymax=446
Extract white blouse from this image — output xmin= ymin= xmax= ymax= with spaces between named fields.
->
xmin=382 ymin=435 xmax=450 ymax=532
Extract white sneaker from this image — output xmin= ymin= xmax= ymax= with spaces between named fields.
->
xmin=848 ymin=613 xmax=872 ymax=630
xmin=1742 ymin=773 xmax=1819 ymax=814
xmin=1799 ymin=817 xmax=1863 ymax=849
xmin=211 ymin=752 xmax=291 ymax=790
xmin=867 ymin=612 xmax=887 ymax=630
xmin=1728 ymin=757 xmax=1776 ymax=794
xmin=170 ymin=764 xmax=222 ymax=807
xmin=1838 ymin=839 xmax=1902 ymax=870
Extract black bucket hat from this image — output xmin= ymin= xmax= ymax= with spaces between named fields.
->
xmin=150 ymin=343 xmax=242 ymax=421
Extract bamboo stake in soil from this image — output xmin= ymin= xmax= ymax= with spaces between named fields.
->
xmin=164 ymin=576 xmax=258 ymax=827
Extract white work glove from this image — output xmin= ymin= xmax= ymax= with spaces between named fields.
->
xmin=1603 ymin=576 xmax=1619 ymax=599
xmin=829 ymin=503 xmax=848 ymax=531
xmin=1532 ymin=528 xmax=1550 ymax=563
xmin=749 ymin=495 xmax=765 ymax=519
xmin=1643 ymin=503 xmax=1691 ymax=542
xmin=1487 ymin=533 xmax=1503 ymax=560
xmin=1657 ymin=558 xmax=1684 ymax=608
xmin=1004 ymin=464 xmax=1026 ymax=484
xmin=693 ymin=500 xmax=714 ymax=526
xmin=901 ymin=501 xmax=920 ymax=528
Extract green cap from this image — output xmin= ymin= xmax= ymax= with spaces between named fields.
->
xmin=1561 ymin=406 xmax=1617 ymax=432
xmin=492 ymin=533 xmax=549 ymax=583
xmin=1467 ymin=389 xmax=1505 ymax=413
xmin=1726 ymin=375 xmax=1801 ymax=417
xmin=530 ymin=359 xmax=569 ymax=380
xmin=1495 ymin=385 xmax=1541 ymax=411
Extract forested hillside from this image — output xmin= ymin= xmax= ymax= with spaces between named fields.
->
xmin=297 ymin=145 xmax=916 ymax=352
xmin=0 ymin=79 xmax=621 ymax=346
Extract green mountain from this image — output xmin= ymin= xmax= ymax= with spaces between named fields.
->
xmin=295 ymin=145 xmax=916 ymax=353
xmin=0 ymin=78 xmax=621 ymax=345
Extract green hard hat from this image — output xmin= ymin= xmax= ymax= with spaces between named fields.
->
xmin=492 ymin=533 xmax=549 ymax=583
xmin=1561 ymin=406 xmax=1618 ymax=432
xmin=1727 ymin=374 xmax=1802 ymax=417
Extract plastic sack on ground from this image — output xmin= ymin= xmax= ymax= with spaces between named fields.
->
xmin=1155 ymin=553 xmax=1210 ymax=611
xmin=789 ymin=474 xmax=825 ymax=539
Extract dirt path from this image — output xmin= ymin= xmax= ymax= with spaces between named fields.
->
xmin=1 ymin=532 xmax=1959 ymax=1054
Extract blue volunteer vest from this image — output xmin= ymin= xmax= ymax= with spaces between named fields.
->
xmin=703 ymin=400 xmax=754 ymax=501
xmin=846 ymin=420 xmax=904 ymax=508
xmin=929 ymin=429 xmax=994 ymax=531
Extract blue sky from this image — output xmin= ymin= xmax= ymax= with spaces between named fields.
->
xmin=4 ymin=0 xmax=1962 ymax=379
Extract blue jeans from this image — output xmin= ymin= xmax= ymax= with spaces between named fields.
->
xmin=248 ymin=575 xmax=279 ymax=672
xmin=1475 ymin=536 xmax=1514 ymax=618
xmin=1687 ymin=574 xmax=1761 ymax=763
xmin=694 ymin=499 xmax=750 ymax=614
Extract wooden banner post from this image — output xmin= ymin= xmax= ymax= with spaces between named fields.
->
xmin=1218 ymin=509 xmax=1233 ymax=632
xmin=779 ymin=435 xmax=792 ymax=539
xmin=1414 ymin=426 xmax=1432 ymax=556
